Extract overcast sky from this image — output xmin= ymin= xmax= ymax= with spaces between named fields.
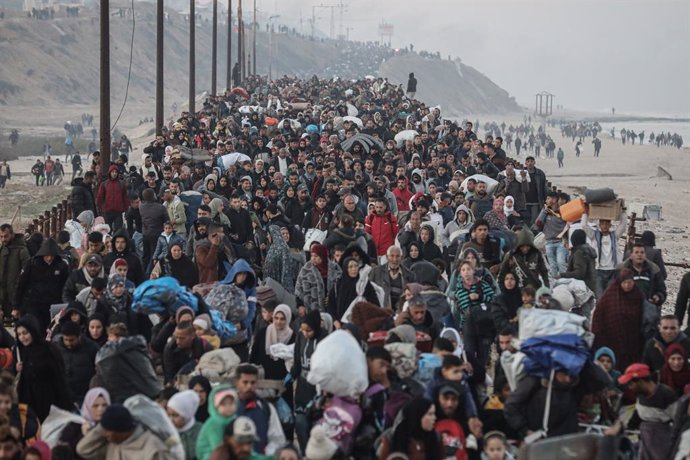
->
xmin=256 ymin=0 xmax=690 ymax=117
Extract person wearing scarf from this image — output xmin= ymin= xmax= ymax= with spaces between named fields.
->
xmin=660 ymin=343 xmax=690 ymax=396
xmin=263 ymin=225 xmax=300 ymax=294
xmin=152 ymin=241 xmax=199 ymax=288
xmin=295 ymin=244 xmax=341 ymax=312
xmin=59 ymin=386 xmax=111 ymax=455
xmin=188 ymin=375 xmax=212 ymax=423
xmin=249 ymin=304 xmax=295 ymax=381
xmin=490 ymin=271 xmax=523 ymax=332
xmin=403 ymin=241 xmax=423 ymax=269
xmin=100 ymin=274 xmax=152 ymax=341
xmin=379 ymin=398 xmax=442 ymax=460
xmin=592 ymin=269 xmax=649 ymax=372
xmin=327 ymin=257 xmax=379 ymax=322
xmin=167 ymin=390 xmax=202 ymax=460
xmin=503 ymin=195 xmax=522 ymax=228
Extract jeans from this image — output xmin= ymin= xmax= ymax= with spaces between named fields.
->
xmin=545 ymin=241 xmax=568 ymax=278
xmin=596 ymin=269 xmax=615 ymax=298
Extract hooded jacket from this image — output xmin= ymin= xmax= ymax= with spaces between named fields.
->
xmin=410 ymin=168 xmax=426 ymax=194
xmin=77 ymin=424 xmax=176 ymax=460
xmin=221 ymin=259 xmax=257 ymax=338
xmin=164 ymin=195 xmax=187 ymax=234
xmin=498 ymin=227 xmax=549 ymax=290
xmin=102 ymin=230 xmax=145 ymax=285
xmin=70 ymin=177 xmax=96 ymax=217
xmin=15 ymin=241 xmax=70 ymax=312
xmin=561 ymin=233 xmax=598 ymax=294
xmin=365 ymin=210 xmax=399 ymax=256
xmin=442 ymin=205 xmax=474 ymax=247
xmin=0 ymin=233 xmax=30 ymax=310
xmin=96 ymin=166 xmax=129 ymax=214
xmin=196 ymin=385 xmax=238 ymax=460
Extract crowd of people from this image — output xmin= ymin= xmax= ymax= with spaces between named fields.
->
xmin=0 ymin=73 xmax=689 ymax=460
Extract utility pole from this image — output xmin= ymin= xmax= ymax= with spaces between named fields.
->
xmin=189 ymin=0 xmax=195 ymax=112
xmin=99 ymin=0 xmax=111 ymax=173
xmin=211 ymin=0 xmax=217 ymax=95
xmin=237 ymin=0 xmax=242 ymax=84
xmin=310 ymin=5 xmax=316 ymax=39
xmin=226 ymin=0 xmax=231 ymax=89
xmin=268 ymin=15 xmax=279 ymax=80
xmin=252 ymin=0 xmax=256 ymax=75
xmin=155 ymin=0 xmax=164 ymax=135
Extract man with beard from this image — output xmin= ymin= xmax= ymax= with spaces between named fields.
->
xmin=62 ymin=254 xmax=105 ymax=302
xmin=227 ymin=194 xmax=253 ymax=244
xmin=392 ymin=176 xmax=414 ymax=213
xmin=365 ymin=198 xmax=399 ymax=263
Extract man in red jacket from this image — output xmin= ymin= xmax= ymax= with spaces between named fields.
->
xmin=365 ymin=198 xmax=399 ymax=264
xmin=392 ymin=175 xmax=414 ymax=213
xmin=96 ymin=165 xmax=129 ymax=232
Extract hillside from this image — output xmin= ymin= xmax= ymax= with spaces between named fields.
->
xmin=379 ymin=54 xmax=519 ymax=115
xmin=0 ymin=7 xmax=519 ymax=132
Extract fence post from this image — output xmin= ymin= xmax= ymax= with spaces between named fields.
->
xmin=51 ymin=206 xmax=58 ymax=238
xmin=43 ymin=211 xmax=51 ymax=238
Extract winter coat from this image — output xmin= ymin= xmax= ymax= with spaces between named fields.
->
xmin=162 ymin=336 xmax=212 ymax=383
xmin=220 ymin=258 xmax=257 ymax=338
xmin=227 ymin=207 xmax=253 ymax=244
xmin=164 ymin=196 xmax=187 ymax=235
xmin=675 ymin=272 xmax=690 ymax=326
xmin=151 ymin=232 xmax=186 ymax=267
xmin=102 ymin=230 xmax=145 ymax=285
xmin=96 ymin=169 xmax=129 ymax=214
xmin=56 ymin=336 xmax=99 ymax=404
xmin=442 ymin=205 xmax=474 ymax=247
xmin=70 ymin=177 xmax=96 ymax=217
xmin=525 ymin=167 xmax=548 ymax=205
xmin=365 ymin=211 xmax=399 ymax=256
xmin=643 ymin=332 xmax=690 ymax=372
xmin=0 ymin=234 xmax=30 ymax=310
xmin=498 ymin=227 xmax=549 ymax=289
xmin=196 ymin=385 xmax=238 ymax=460
xmin=495 ymin=177 xmax=529 ymax=211
xmin=77 ymin=424 xmax=176 ymax=460
xmin=368 ymin=263 xmax=415 ymax=309
xmin=62 ymin=266 xmax=104 ymax=303
xmin=323 ymin=227 xmax=366 ymax=251
xmin=15 ymin=255 xmax=70 ymax=314
xmin=504 ymin=362 xmax=610 ymax=438
xmin=561 ymin=244 xmax=598 ymax=294
xmin=139 ymin=201 xmax=168 ymax=239
xmin=617 ymin=259 xmax=667 ymax=306
xmin=295 ymin=261 xmax=342 ymax=311
xmin=153 ymin=252 xmax=199 ymax=289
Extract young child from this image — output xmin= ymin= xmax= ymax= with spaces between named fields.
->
xmin=0 ymin=383 xmax=40 ymax=446
xmin=520 ymin=286 xmax=536 ymax=308
xmin=150 ymin=222 xmax=185 ymax=273
xmin=106 ymin=322 xmax=128 ymax=342
xmin=110 ymin=258 xmax=135 ymax=294
xmin=195 ymin=385 xmax=238 ymax=460
xmin=193 ymin=314 xmax=220 ymax=349
xmin=481 ymin=431 xmax=514 ymax=460
xmin=595 ymin=347 xmax=622 ymax=386
xmin=167 ymin=390 xmax=202 ymax=460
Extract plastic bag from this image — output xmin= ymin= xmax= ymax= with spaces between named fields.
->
xmin=307 ymin=331 xmax=368 ymax=398
xmin=124 ymin=394 xmax=184 ymax=460
xmin=132 ymin=277 xmax=198 ymax=315
xmin=518 ymin=307 xmax=586 ymax=341
xmin=209 ymin=309 xmax=237 ymax=340
xmin=41 ymin=405 xmax=86 ymax=448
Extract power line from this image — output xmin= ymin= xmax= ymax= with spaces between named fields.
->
xmin=111 ymin=0 xmax=136 ymax=131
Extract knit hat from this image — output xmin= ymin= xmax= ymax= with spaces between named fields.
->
xmin=100 ymin=404 xmax=136 ymax=433
xmin=305 ymin=425 xmax=338 ymax=460
xmin=193 ymin=317 xmax=209 ymax=331
xmin=113 ymin=258 xmax=128 ymax=269
xmin=619 ymin=268 xmax=635 ymax=282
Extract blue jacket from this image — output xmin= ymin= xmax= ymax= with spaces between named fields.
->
xmin=221 ymin=258 xmax=257 ymax=337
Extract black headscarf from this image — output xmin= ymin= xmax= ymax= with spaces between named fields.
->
xmin=331 ymin=257 xmax=360 ymax=320
xmin=188 ymin=375 xmax=212 ymax=422
xmin=391 ymin=398 xmax=440 ymax=458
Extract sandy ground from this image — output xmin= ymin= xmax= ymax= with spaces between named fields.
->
xmin=501 ymin=121 xmax=690 ymax=308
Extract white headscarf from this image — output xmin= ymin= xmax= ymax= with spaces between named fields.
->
xmin=504 ymin=195 xmax=515 ymax=216
xmin=167 ymin=390 xmax=200 ymax=433
xmin=266 ymin=304 xmax=294 ymax=358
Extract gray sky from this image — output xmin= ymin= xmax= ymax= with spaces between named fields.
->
xmin=259 ymin=0 xmax=690 ymax=117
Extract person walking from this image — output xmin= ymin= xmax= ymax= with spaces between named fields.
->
xmin=557 ymin=148 xmax=565 ymax=168
xmin=406 ymin=72 xmax=417 ymax=99
xmin=0 ymin=224 xmax=30 ymax=322
xmin=96 ymin=165 xmax=129 ymax=233
xmin=0 ymin=160 xmax=10 ymax=188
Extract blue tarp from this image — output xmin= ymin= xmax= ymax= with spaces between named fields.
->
xmin=131 ymin=277 xmax=199 ymax=315
xmin=520 ymin=334 xmax=591 ymax=378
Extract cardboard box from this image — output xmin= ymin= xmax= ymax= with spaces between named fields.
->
xmin=589 ymin=199 xmax=623 ymax=221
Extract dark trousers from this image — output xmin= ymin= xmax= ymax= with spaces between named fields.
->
xmin=142 ymin=235 xmax=158 ymax=270
xmin=104 ymin=212 xmax=123 ymax=233
xmin=0 ymin=176 xmax=6 ymax=188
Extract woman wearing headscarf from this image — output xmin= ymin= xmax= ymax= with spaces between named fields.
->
xmin=403 ymin=241 xmax=424 ymax=269
xmin=59 ymin=387 xmax=111 ymax=455
xmin=99 ymin=274 xmax=152 ymax=340
xmin=188 ymin=375 xmax=212 ymax=423
xmin=419 ymin=225 xmax=442 ymax=263
xmin=167 ymin=390 xmax=202 ymax=460
xmin=209 ymin=197 xmax=231 ymax=229
xmin=378 ymin=398 xmax=442 ymax=460
xmin=490 ymin=271 xmax=523 ymax=332
xmin=13 ymin=315 xmax=72 ymax=421
xmin=660 ymin=343 xmax=690 ymax=396
xmin=592 ymin=269 xmax=657 ymax=372
xmin=286 ymin=310 xmax=327 ymax=452
xmin=327 ymin=257 xmax=379 ymax=322
xmin=249 ymin=304 xmax=295 ymax=381
xmin=151 ymin=241 xmax=199 ymax=288
xmin=264 ymin=225 xmax=301 ymax=293
xmin=86 ymin=313 xmax=107 ymax=347
xmin=295 ymin=244 xmax=342 ymax=312
xmin=503 ymin=195 xmax=522 ymax=228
